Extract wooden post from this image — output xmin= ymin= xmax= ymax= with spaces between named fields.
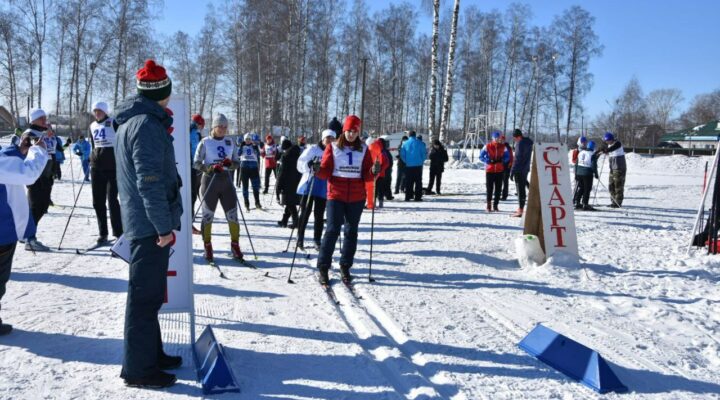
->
xmin=523 ymin=147 xmax=545 ymax=253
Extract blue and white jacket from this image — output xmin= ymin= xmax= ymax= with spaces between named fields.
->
xmin=296 ymin=144 xmax=328 ymax=198
xmin=0 ymin=145 xmax=49 ymax=246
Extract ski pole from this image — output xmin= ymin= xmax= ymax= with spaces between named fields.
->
xmin=284 ymin=167 xmax=317 ymax=252
xmin=192 ymin=171 xmax=219 ymax=223
xmin=596 ymin=179 xmax=622 ymax=209
xmin=368 ymin=160 xmax=380 ymax=283
xmin=68 ymin=147 xmax=77 ymax=202
xmin=591 ymin=153 xmax=607 ymax=206
xmin=703 ymin=160 xmax=709 ymax=193
xmin=287 ymin=171 xmax=318 ymax=283
xmin=57 ymin=178 xmax=88 ymax=250
xmin=269 ymin=164 xmax=280 ymax=205
xmin=226 ymin=172 xmax=258 ymax=260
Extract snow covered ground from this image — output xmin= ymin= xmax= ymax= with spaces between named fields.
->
xmin=1 ymin=142 xmax=719 ymax=399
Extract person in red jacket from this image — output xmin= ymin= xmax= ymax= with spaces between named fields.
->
xmin=314 ymin=115 xmax=385 ymax=285
xmin=365 ymin=138 xmax=390 ymax=209
xmin=260 ymin=134 xmax=278 ymax=194
xmin=480 ymin=131 xmax=510 ymax=212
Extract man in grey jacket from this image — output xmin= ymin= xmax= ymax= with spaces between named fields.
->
xmin=115 ymin=60 xmax=182 ymax=389
xmin=601 ymin=132 xmax=627 ymax=208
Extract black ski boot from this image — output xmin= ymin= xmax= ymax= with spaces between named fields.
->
xmin=583 ymin=204 xmax=597 ymax=211
xmin=318 ymin=267 xmax=330 ymax=286
xmin=97 ymin=235 xmax=108 ymax=244
xmin=340 ymin=265 xmax=352 ymax=283
xmin=244 ymin=199 xmax=250 ymax=211
xmin=0 ymin=318 xmax=13 ymax=336
xmin=124 ymin=370 xmax=177 ymax=389
xmin=158 ymin=354 xmax=183 ymax=370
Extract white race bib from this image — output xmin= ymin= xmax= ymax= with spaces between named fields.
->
xmin=577 ymin=150 xmax=593 ymax=168
xmin=240 ymin=144 xmax=258 ymax=162
xmin=264 ymin=144 xmax=277 ymax=158
xmin=90 ymin=119 xmax=117 ymax=148
xmin=331 ymin=142 xmax=367 ymax=178
xmin=43 ymin=136 xmax=57 ymax=155
xmin=202 ymin=137 xmax=235 ymax=164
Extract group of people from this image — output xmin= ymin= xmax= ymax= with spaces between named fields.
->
xmin=0 ymin=56 xmax=631 ymax=392
xmin=570 ymin=132 xmax=627 ymax=211
xmin=479 ymin=129 xmax=533 ymax=217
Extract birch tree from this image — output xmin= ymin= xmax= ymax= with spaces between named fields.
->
xmin=438 ymin=0 xmax=459 ymax=142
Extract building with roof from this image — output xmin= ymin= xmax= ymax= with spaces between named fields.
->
xmin=661 ymin=120 xmax=720 ymax=149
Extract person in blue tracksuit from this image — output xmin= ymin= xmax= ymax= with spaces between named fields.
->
xmin=0 ymin=136 xmax=48 ymax=335
xmin=72 ymin=135 xmax=91 ymax=181
xmin=53 ymin=136 xmax=65 ymax=180
xmin=189 ymin=114 xmax=204 ymax=217
xmin=399 ymin=131 xmax=427 ymax=201
xmin=238 ymin=132 xmax=263 ymax=210
xmin=295 ymin=129 xmax=335 ymax=249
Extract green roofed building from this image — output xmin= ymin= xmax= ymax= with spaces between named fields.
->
xmin=661 ymin=120 xmax=720 ymax=149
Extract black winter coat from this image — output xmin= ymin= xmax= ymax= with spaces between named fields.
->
xmin=277 ymin=145 xmax=302 ymax=206
xmin=428 ymin=146 xmax=449 ymax=173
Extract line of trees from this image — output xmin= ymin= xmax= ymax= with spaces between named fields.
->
xmin=590 ymin=77 xmax=720 ymax=147
xmin=8 ymin=1 xmax=713 ymax=145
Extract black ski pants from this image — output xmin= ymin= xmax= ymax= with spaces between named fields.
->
xmin=577 ymin=175 xmax=594 ymax=206
xmin=501 ymin=169 xmax=511 ymax=199
xmin=427 ymin=170 xmax=443 ymax=194
xmin=191 ymin=170 xmax=201 ymax=212
xmin=395 ymin=165 xmax=405 ymax=194
xmin=513 ymin=171 xmax=529 ymax=209
xmin=0 ymin=242 xmax=17 ymax=305
xmin=297 ymin=195 xmax=327 ymax=245
xmin=404 ymin=166 xmax=423 ymax=201
xmin=264 ymin=167 xmax=277 ymax=192
xmin=121 ymin=235 xmax=170 ymax=380
xmin=486 ymin=172 xmax=503 ymax=207
xmin=27 ymin=175 xmax=52 ymax=228
xmin=91 ymin=168 xmax=123 ymax=237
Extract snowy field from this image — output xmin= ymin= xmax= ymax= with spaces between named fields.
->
xmin=1 ymin=141 xmax=719 ymax=399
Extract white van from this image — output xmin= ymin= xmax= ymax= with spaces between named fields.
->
xmin=379 ymin=132 xmax=409 ymax=158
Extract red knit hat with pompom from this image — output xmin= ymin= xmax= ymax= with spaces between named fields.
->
xmin=136 ymin=59 xmax=172 ymax=101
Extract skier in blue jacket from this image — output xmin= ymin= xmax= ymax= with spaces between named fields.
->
xmin=72 ymin=135 xmax=91 ymax=181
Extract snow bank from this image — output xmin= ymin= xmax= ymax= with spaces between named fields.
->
xmin=623 ymin=152 xmax=712 ymax=176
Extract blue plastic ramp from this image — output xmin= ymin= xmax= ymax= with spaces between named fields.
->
xmin=518 ymin=323 xmax=628 ymax=394
xmin=193 ymin=326 xmax=241 ymax=395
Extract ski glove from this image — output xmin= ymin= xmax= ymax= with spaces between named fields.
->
xmin=371 ymin=160 xmax=382 ymax=175
xmin=509 ymin=173 xmax=515 ymax=182
xmin=311 ymin=160 xmax=321 ymax=173
xmin=222 ymin=158 xmax=232 ymax=167
xmin=212 ymin=164 xmax=225 ymax=173
xmin=594 ymin=172 xmax=599 ymax=179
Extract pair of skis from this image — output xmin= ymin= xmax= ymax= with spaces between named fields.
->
xmin=318 ymin=273 xmax=362 ymax=306
xmin=206 ymin=257 xmax=269 ymax=279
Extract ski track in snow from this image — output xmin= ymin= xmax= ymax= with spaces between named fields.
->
xmin=0 ymin=140 xmax=719 ymax=399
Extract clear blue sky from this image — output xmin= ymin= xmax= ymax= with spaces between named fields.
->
xmin=157 ymin=0 xmax=719 ymax=119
